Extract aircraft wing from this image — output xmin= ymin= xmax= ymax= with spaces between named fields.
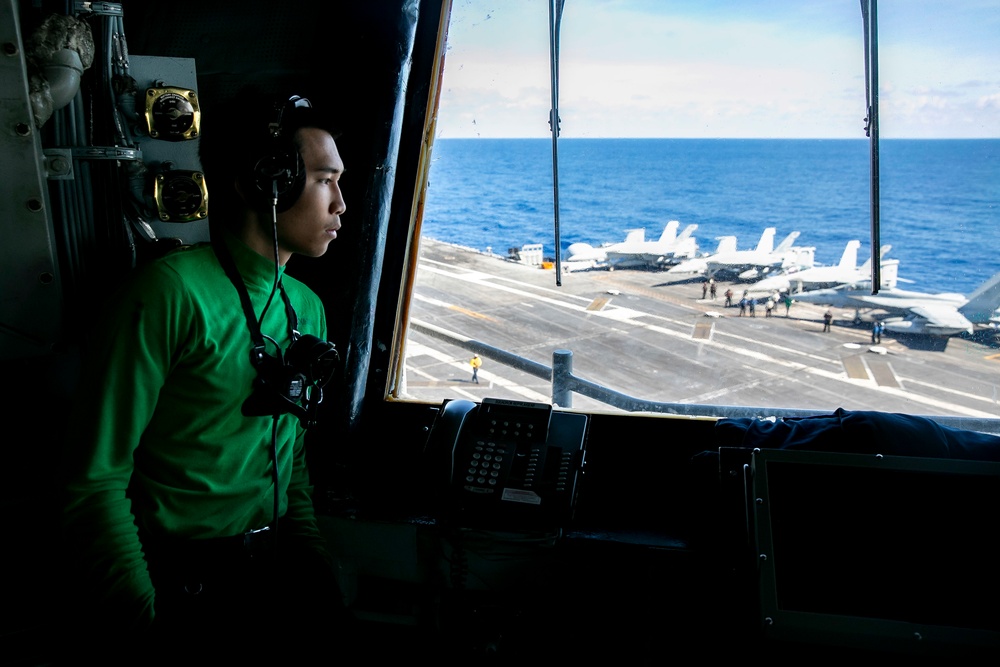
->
xmin=790 ymin=287 xmax=859 ymax=308
xmin=910 ymin=304 xmax=972 ymax=333
xmin=852 ymin=294 xmax=915 ymax=313
xmin=883 ymin=305 xmax=973 ymax=336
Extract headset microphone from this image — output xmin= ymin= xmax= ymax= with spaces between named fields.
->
xmin=241 ymin=331 xmax=340 ymax=428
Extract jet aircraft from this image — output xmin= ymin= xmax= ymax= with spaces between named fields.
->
xmin=666 ymin=235 xmax=738 ymax=276
xmin=604 ymin=220 xmax=698 ymax=269
xmin=704 ymin=228 xmax=814 ymax=281
xmin=792 ymin=270 xmax=1000 ymax=336
xmin=564 ymin=240 xmax=612 ymax=271
xmin=745 ymin=242 xmax=898 ymax=297
xmin=568 ymin=220 xmax=699 ymax=271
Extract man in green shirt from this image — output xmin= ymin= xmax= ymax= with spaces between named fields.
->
xmin=62 ymin=93 xmax=349 ymax=659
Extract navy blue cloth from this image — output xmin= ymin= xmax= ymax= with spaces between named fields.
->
xmin=714 ymin=408 xmax=1000 ymax=461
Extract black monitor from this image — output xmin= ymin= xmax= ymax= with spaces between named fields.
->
xmin=751 ymin=448 xmax=1000 ymax=656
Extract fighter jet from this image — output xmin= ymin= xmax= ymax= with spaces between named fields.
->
xmin=564 ymin=239 xmax=612 ymax=271
xmin=566 ymin=227 xmax=642 ymax=269
xmin=666 ymin=235 xmax=738 ymax=276
xmin=792 ymin=270 xmax=1000 ymax=336
xmin=705 ymin=228 xmax=814 ymax=281
xmin=745 ymin=242 xmax=897 ymax=297
xmin=588 ymin=220 xmax=699 ymax=270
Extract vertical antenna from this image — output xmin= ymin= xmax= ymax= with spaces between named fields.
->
xmin=861 ymin=0 xmax=881 ymax=294
xmin=548 ymin=0 xmax=565 ymax=286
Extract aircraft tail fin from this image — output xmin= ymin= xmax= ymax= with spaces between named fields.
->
xmin=774 ymin=231 xmax=800 ymax=253
xmin=656 ymin=220 xmax=680 ymax=244
xmin=859 ymin=244 xmax=892 ymax=276
xmin=755 ymin=228 xmax=776 ymax=253
xmin=674 ymin=224 xmax=698 ymax=244
xmin=715 ymin=236 xmax=738 ymax=254
xmin=624 ymin=228 xmax=645 ymax=244
xmin=879 ymin=259 xmax=899 ymax=289
xmin=837 ymin=240 xmax=862 ymax=270
xmin=958 ymin=271 xmax=1000 ymax=324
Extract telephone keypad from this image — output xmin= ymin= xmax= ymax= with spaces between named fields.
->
xmin=461 ymin=437 xmax=514 ymax=494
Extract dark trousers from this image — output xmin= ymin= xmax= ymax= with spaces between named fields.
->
xmin=144 ymin=528 xmax=353 ymax=663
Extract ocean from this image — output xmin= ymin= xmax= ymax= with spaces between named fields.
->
xmin=421 ymin=138 xmax=1000 ymax=295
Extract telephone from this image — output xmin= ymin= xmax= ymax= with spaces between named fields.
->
xmin=424 ymin=397 xmax=589 ymax=530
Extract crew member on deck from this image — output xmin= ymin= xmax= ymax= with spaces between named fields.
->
xmin=471 ymin=353 xmax=482 ymax=383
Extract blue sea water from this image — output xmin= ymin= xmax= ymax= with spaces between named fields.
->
xmin=421 ymin=139 xmax=1000 ymax=295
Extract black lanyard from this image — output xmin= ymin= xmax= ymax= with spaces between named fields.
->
xmin=211 ymin=229 xmax=299 ymax=367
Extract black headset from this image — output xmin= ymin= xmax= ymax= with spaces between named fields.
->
xmin=238 ymin=293 xmax=340 ymax=428
xmin=246 ymin=94 xmax=313 ymax=213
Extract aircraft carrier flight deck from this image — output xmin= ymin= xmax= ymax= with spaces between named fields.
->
xmin=402 ymin=238 xmax=1000 ymax=426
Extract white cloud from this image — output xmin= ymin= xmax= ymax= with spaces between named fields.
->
xmin=977 ymin=93 xmax=1000 ymax=110
xmin=436 ymin=0 xmax=1000 ymax=138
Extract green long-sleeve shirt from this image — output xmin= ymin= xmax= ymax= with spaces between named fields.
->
xmin=62 ymin=231 xmax=328 ymax=630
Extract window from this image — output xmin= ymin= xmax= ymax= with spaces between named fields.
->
xmin=397 ymin=0 xmax=1000 ymax=423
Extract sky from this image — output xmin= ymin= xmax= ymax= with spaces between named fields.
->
xmin=436 ymin=0 xmax=1000 ymax=139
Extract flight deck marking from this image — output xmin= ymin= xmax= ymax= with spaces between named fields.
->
xmin=866 ymin=357 xmax=900 ymax=388
xmin=448 ymin=305 xmax=500 ymax=321
xmin=897 ymin=377 xmax=998 ymax=406
xmin=841 ymin=355 xmax=870 ymax=380
xmin=587 ymin=296 xmax=610 ymax=311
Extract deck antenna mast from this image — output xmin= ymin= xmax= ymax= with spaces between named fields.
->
xmin=548 ymin=0 xmax=566 ymax=286
xmin=860 ymin=0 xmax=881 ymax=294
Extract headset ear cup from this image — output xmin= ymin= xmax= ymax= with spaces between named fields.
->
xmin=250 ymin=144 xmax=305 ymax=213
xmin=280 ymin=149 xmax=306 ymax=212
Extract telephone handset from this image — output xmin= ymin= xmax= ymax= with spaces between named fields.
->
xmin=425 ymin=397 xmax=588 ymax=530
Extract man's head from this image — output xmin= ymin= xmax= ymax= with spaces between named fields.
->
xmin=199 ymin=90 xmax=346 ymax=264
xmin=266 ymin=125 xmax=345 ymax=263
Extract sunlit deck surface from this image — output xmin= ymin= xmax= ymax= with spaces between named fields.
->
xmin=404 ymin=238 xmax=1000 ymax=425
